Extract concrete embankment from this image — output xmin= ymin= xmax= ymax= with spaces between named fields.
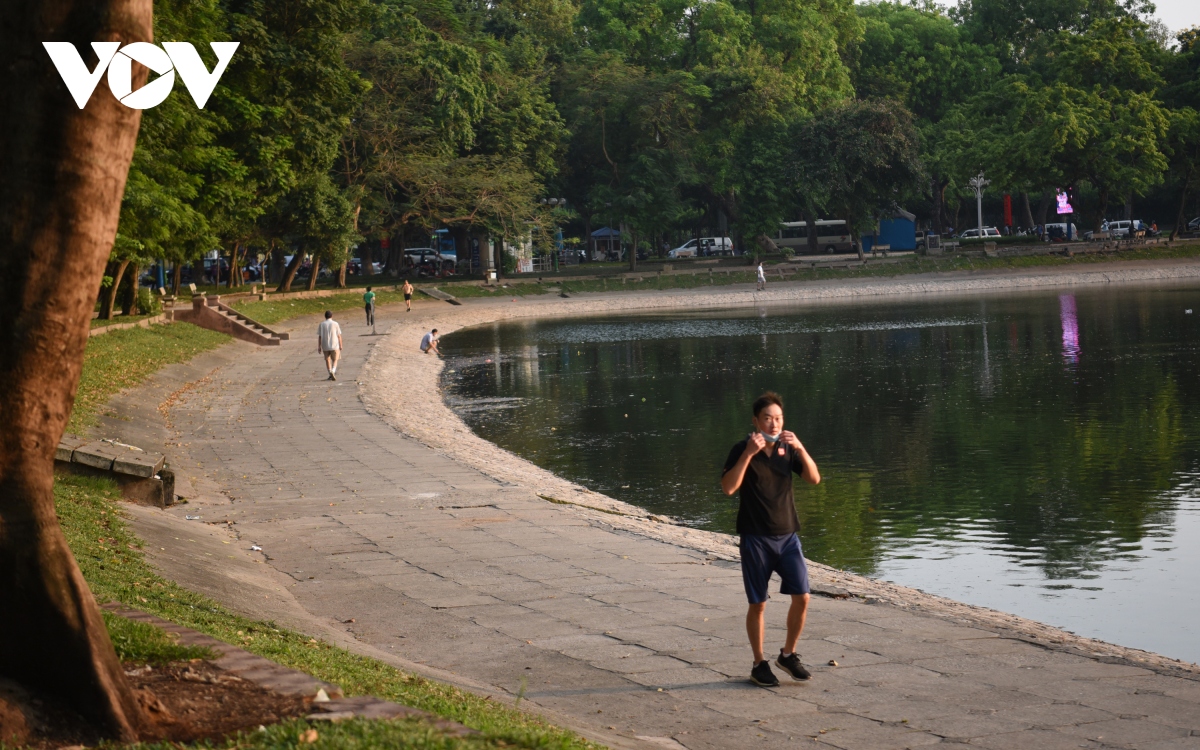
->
xmin=101 ymin=259 xmax=1200 ymax=750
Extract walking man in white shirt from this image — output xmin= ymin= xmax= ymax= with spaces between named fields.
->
xmin=756 ymin=262 xmax=767 ymax=291
xmin=317 ymin=311 xmax=343 ymax=380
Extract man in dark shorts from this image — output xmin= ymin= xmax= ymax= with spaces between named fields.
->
xmin=402 ymin=280 xmax=414 ymax=312
xmin=363 ymin=286 xmax=376 ymax=331
xmin=721 ymin=391 xmax=821 ymax=687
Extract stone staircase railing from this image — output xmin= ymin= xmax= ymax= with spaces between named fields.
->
xmin=170 ymin=294 xmax=288 ymax=346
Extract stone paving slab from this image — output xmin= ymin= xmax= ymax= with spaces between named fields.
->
xmin=99 ymin=280 xmax=1200 ymax=750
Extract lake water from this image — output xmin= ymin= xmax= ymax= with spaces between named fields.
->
xmin=442 ymin=285 xmax=1200 ymax=663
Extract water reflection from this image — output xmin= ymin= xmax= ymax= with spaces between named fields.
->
xmin=442 ymin=286 xmax=1200 ymax=660
xmin=1060 ymin=294 xmax=1080 ymax=365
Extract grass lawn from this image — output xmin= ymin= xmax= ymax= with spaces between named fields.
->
xmin=231 ymin=289 xmax=410 ymax=326
xmin=58 ymin=473 xmax=601 ymax=749
xmin=70 ymin=323 xmax=231 ymax=434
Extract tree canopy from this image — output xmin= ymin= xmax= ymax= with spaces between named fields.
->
xmin=111 ymin=0 xmax=1200 ymax=281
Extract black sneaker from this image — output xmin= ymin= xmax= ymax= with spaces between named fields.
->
xmin=750 ymin=660 xmax=780 ymax=687
xmin=776 ymin=652 xmax=811 ymax=681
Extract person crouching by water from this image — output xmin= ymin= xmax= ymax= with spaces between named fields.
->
xmin=721 ymin=391 xmax=821 ymax=687
xmin=420 ymin=328 xmax=440 ymax=356
xmin=317 ymin=310 xmax=343 ymax=381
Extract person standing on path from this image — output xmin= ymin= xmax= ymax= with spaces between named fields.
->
xmin=363 ymin=286 xmax=376 ymax=332
xmin=317 ymin=310 xmax=343 ymax=381
xmin=403 ymin=280 xmax=414 ymax=312
xmin=721 ymin=391 xmax=821 ymax=687
xmin=420 ymin=328 xmax=440 ymax=356
xmin=756 ymin=262 xmax=766 ymax=291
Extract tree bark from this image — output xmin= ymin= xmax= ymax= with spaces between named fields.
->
xmin=336 ymin=261 xmax=347 ymax=288
xmin=1171 ymin=174 xmax=1192 ymax=241
xmin=931 ymin=177 xmax=949 ymax=236
xmin=805 ymin=209 xmax=818 ymax=256
xmin=853 ymin=226 xmax=865 ymax=262
xmin=98 ymin=259 xmax=130 ymax=320
xmin=307 ymin=256 xmax=321 ymax=290
xmin=277 ymin=251 xmax=305 ymax=293
xmin=1036 ymin=189 xmax=1053 ymax=227
xmin=1020 ymin=192 xmax=1035 ymax=231
xmin=1095 ymin=187 xmax=1110 ymax=232
xmin=0 ymin=0 xmax=151 ymax=740
xmin=171 ymin=263 xmax=182 ymax=296
xmin=120 ymin=262 xmax=139 ymax=316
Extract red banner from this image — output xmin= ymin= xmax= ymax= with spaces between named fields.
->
xmin=1003 ymin=194 xmax=1013 ymax=227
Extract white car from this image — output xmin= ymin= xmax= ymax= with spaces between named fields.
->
xmin=668 ymin=237 xmax=734 ymax=258
xmin=959 ymin=227 xmax=1001 ymax=239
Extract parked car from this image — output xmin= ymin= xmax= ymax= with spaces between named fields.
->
xmin=1187 ymin=217 xmax=1200 ymax=232
xmin=668 ymin=237 xmax=734 ymax=258
xmin=958 ymin=227 xmax=1001 ymax=239
xmin=1044 ymin=222 xmax=1079 ymax=241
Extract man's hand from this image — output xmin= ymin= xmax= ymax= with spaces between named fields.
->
xmin=780 ymin=430 xmax=804 ymax=452
xmin=745 ymin=432 xmax=767 ymax=456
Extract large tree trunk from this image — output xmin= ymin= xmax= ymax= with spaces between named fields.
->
xmin=1094 ymin=187 xmax=1110 ymax=232
xmin=307 ymin=256 xmax=321 ymax=291
xmin=627 ymin=225 xmax=636 ymax=271
xmin=0 ymin=0 xmax=151 ymax=740
xmin=336 ymin=261 xmax=347 ymax=288
xmin=98 ymin=259 xmax=130 ymax=320
xmin=805 ymin=210 xmax=818 ymax=256
xmin=120 ymin=262 xmax=139 ymax=316
xmin=277 ymin=251 xmax=305 ymax=293
xmin=931 ymin=177 xmax=948 ymax=236
xmin=1020 ymin=192 xmax=1035 ymax=231
xmin=1036 ymin=189 xmax=1053 ymax=227
xmin=1171 ymin=174 xmax=1192 ymax=241
xmin=171 ymin=262 xmax=182 ymax=296
xmin=853 ymin=226 xmax=865 ymax=262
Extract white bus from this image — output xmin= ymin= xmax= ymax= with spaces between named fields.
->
xmin=775 ymin=220 xmax=853 ymax=254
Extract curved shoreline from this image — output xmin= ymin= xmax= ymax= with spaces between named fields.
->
xmin=359 ymin=258 xmax=1200 ymax=679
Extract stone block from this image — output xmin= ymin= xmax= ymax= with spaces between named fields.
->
xmin=72 ymin=440 xmax=121 ymax=471
xmin=113 ymin=451 xmax=165 ymax=478
xmin=55 ymin=434 xmax=88 ymax=463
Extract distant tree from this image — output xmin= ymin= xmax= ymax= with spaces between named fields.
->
xmin=1164 ymin=108 xmax=1200 ymax=239
xmin=792 ymin=99 xmax=925 ymax=260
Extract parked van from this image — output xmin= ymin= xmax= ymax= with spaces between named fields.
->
xmin=668 ymin=237 xmax=734 ymax=258
xmin=775 ymin=220 xmax=853 ymax=254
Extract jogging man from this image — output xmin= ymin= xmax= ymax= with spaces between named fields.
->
xmin=403 ymin=280 xmax=414 ymax=312
xmin=317 ymin=311 xmax=343 ymax=381
xmin=721 ymin=392 xmax=821 ymax=687
xmin=363 ymin=286 xmax=376 ymax=331
xmin=420 ymin=328 xmax=440 ymax=356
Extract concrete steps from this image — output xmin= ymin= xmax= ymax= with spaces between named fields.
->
xmin=170 ymin=295 xmax=289 ymax=346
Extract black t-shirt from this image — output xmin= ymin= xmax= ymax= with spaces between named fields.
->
xmin=723 ymin=438 xmax=806 ymax=536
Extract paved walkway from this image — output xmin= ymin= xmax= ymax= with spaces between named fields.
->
xmin=102 ymin=289 xmax=1200 ymax=750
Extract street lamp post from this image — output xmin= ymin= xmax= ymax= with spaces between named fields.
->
xmin=969 ymin=173 xmax=989 ymax=239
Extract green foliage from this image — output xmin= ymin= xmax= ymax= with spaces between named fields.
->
xmin=54 ymin=473 xmax=600 ymax=749
xmin=111 ymin=0 xmax=1198 ymax=268
xmin=792 ymin=99 xmax=925 ymax=248
xmin=135 ymin=288 xmax=161 ymax=316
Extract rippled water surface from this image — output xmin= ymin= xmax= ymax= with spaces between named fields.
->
xmin=442 ymin=285 xmax=1200 ymax=662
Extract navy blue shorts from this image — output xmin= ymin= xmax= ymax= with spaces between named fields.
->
xmin=740 ymin=533 xmax=811 ymax=604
